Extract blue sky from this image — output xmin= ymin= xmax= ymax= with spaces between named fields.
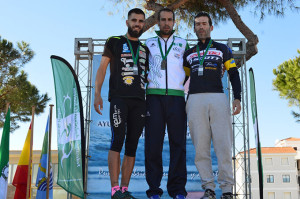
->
xmin=1 ymin=0 xmax=300 ymax=150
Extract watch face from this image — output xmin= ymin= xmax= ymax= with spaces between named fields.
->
xmin=1 ymin=164 xmax=9 ymax=180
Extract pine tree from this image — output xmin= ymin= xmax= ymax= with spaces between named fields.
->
xmin=0 ymin=36 xmax=50 ymax=131
xmin=273 ymin=50 xmax=300 ymax=122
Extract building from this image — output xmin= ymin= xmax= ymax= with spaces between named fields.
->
xmin=236 ymin=137 xmax=300 ymax=199
xmin=7 ymin=150 xmax=80 ymax=199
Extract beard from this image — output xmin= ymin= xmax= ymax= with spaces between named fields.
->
xmin=160 ymin=25 xmax=173 ymax=36
xmin=128 ymin=26 xmax=143 ymax=38
xmin=195 ymin=29 xmax=210 ymax=41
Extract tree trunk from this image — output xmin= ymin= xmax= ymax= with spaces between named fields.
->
xmin=143 ymin=0 xmax=189 ymax=32
xmin=143 ymin=0 xmax=259 ymax=65
xmin=217 ymin=0 xmax=259 ymax=64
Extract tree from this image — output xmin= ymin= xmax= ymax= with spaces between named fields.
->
xmin=111 ymin=0 xmax=298 ymax=66
xmin=0 ymin=36 xmax=50 ymax=131
xmin=273 ymin=50 xmax=300 ymax=123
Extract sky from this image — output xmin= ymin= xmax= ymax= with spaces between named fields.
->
xmin=0 ymin=0 xmax=300 ymax=150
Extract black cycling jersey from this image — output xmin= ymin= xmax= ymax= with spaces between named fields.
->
xmin=103 ymin=35 xmax=149 ymax=101
xmin=183 ymin=38 xmax=241 ymax=101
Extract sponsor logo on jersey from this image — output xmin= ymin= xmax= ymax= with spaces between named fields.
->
xmin=139 ymin=51 xmax=146 ymax=59
xmin=122 ymin=72 xmax=134 ymax=76
xmin=122 ymin=67 xmax=134 ymax=71
xmin=173 ymin=46 xmax=181 ymax=52
xmin=113 ymin=105 xmax=122 ymax=127
xmin=174 ymin=53 xmax=181 ymax=59
xmin=122 ymin=43 xmax=130 ymax=53
xmin=121 ymin=53 xmax=132 ymax=57
xmin=123 ymin=76 xmax=134 ymax=85
xmin=140 ymin=46 xmax=146 ymax=52
xmin=139 ymin=58 xmax=146 ymax=64
xmin=174 ymin=43 xmax=183 ymax=47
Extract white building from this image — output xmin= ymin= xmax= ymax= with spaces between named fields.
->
xmin=236 ymin=137 xmax=300 ymax=199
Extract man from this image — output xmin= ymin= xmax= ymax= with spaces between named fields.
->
xmin=145 ymin=8 xmax=189 ymax=199
xmin=94 ymin=8 xmax=149 ymax=199
xmin=183 ymin=12 xmax=241 ymax=199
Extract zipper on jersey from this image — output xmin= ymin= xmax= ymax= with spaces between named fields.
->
xmin=161 ymin=36 xmax=171 ymax=95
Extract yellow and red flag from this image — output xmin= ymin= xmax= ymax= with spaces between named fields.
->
xmin=12 ymin=123 xmax=32 ymax=199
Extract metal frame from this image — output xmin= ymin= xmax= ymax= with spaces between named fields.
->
xmin=73 ymin=38 xmax=251 ymax=199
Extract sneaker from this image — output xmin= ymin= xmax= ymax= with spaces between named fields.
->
xmin=123 ymin=190 xmax=137 ymax=199
xmin=149 ymin=195 xmax=161 ymax=199
xmin=200 ymin=189 xmax=216 ymax=199
xmin=112 ymin=190 xmax=125 ymax=199
xmin=220 ymin=192 xmax=233 ymax=199
xmin=174 ymin=195 xmax=186 ymax=199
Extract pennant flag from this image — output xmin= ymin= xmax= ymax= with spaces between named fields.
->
xmin=249 ymin=68 xmax=264 ymax=199
xmin=12 ymin=123 xmax=33 ymax=199
xmin=0 ymin=108 xmax=10 ymax=199
xmin=35 ymin=115 xmax=53 ymax=199
xmin=51 ymin=55 xmax=85 ymax=198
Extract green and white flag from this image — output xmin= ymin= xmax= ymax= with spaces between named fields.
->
xmin=51 ymin=56 xmax=85 ymax=198
xmin=249 ymin=68 xmax=264 ymax=199
xmin=0 ymin=107 xmax=10 ymax=199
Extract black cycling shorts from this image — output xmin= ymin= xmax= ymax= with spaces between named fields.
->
xmin=109 ymin=97 xmax=146 ymax=157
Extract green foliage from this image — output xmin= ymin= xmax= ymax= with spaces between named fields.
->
xmin=273 ymin=50 xmax=300 ymax=122
xmin=110 ymin=0 xmax=299 ymax=27
xmin=0 ymin=36 xmax=50 ymax=131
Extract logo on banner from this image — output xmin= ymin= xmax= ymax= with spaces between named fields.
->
xmin=1 ymin=164 xmax=9 ymax=180
xmin=58 ymin=92 xmax=81 ymax=169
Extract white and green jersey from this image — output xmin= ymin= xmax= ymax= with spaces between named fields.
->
xmin=145 ymin=31 xmax=189 ymax=97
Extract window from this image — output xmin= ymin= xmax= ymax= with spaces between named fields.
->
xmin=265 ymin=158 xmax=273 ymax=165
xmin=267 ymin=175 xmax=274 ymax=183
xmin=268 ymin=192 xmax=275 ymax=199
xmin=283 ymin=175 xmax=290 ymax=183
xmin=284 ymin=192 xmax=291 ymax=199
xmin=281 ymin=157 xmax=289 ymax=165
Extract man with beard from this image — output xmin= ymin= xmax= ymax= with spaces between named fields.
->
xmin=94 ymin=8 xmax=149 ymax=199
xmin=145 ymin=8 xmax=189 ymax=199
xmin=183 ymin=12 xmax=241 ymax=199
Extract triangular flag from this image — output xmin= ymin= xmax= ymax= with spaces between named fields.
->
xmin=0 ymin=108 xmax=10 ymax=199
xmin=12 ymin=123 xmax=32 ymax=199
xmin=35 ymin=115 xmax=53 ymax=199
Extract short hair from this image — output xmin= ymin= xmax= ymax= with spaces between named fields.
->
xmin=194 ymin=11 xmax=212 ymax=27
xmin=128 ymin=8 xmax=145 ymax=18
xmin=158 ymin=8 xmax=175 ymax=21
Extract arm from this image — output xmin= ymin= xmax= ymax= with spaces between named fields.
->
xmin=224 ymin=45 xmax=242 ymax=115
xmin=94 ymin=56 xmax=110 ymax=115
xmin=228 ymin=67 xmax=241 ymax=115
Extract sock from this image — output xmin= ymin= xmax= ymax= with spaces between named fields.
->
xmin=111 ymin=186 xmax=120 ymax=196
xmin=121 ymin=186 xmax=128 ymax=193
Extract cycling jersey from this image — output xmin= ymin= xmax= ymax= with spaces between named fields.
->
xmin=183 ymin=38 xmax=241 ymax=100
xmin=145 ymin=31 xmax=189 ymax=97
xmin=103 ymin=35 xmax=149 ymax=101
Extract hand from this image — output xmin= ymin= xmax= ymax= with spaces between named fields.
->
xmin=94 ymin=95 xmax=103 ymax=115
xmin=232 ymin=99 xmax=241 ymax=115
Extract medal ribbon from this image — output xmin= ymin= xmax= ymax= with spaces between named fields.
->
xmin=125 ymin=35 xmax=140 ymax=66
xmin=158 ymin=37 xmax=175 ymax=61
xmin=196 ymin=39 xmax=212 ymax=65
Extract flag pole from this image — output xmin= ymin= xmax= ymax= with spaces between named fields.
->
xmin=47 ymin=105 xmax=54 ymax=199
xmin=26 ymin=106 xmax=35 ymax=199
xmin=5 ymin=102 xmax=10 ymax=113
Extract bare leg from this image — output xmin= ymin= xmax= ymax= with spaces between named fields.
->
xmin=120 ymin=155 xmax=135 ymax=187
xmin=108 ymin=150 xmax=121 ymax=187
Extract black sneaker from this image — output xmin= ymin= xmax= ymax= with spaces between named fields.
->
xmin=123 ymin=190 xmax=137 ymax=199
xmin=220 ymin=192 xmax=233 ymax=199
xmin=200 ymin=189 xmax=216 ymax=199
xmin=112 ymin=190 xmax=125 ymax=199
